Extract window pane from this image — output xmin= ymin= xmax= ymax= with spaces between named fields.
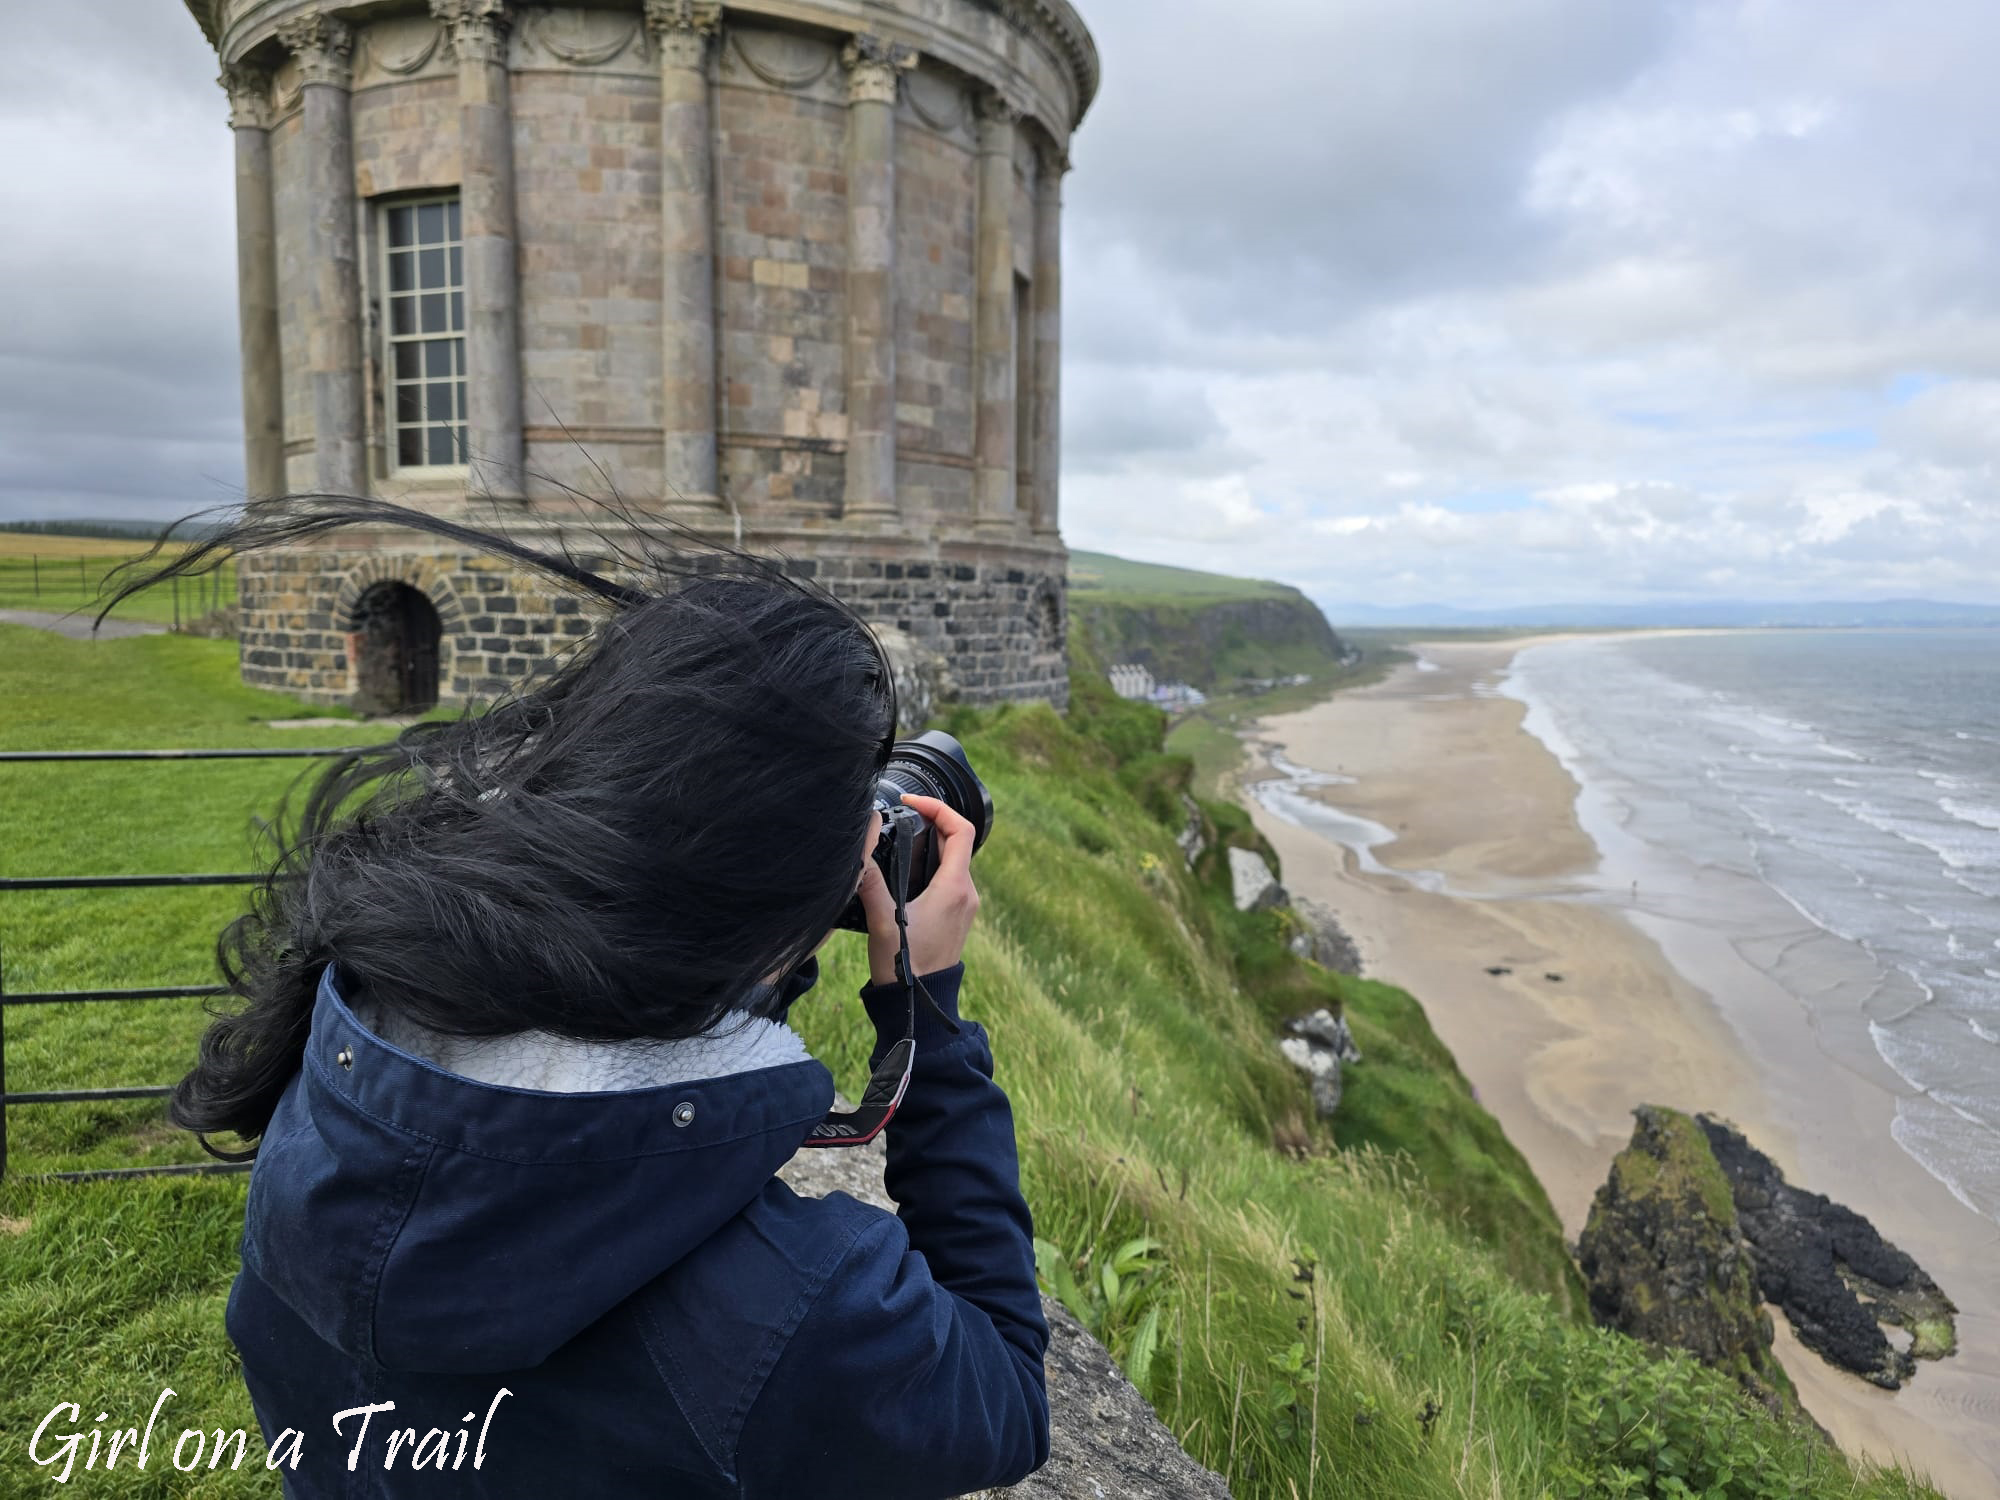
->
xmin=455 ymin=339 xmax=467 ymax=376
xmin=391 ymin=296 xmax=416 ymax=336
xmin=423 ymin=340 xmax=452 ymax=378
xmin=419 ymin=247 xmax=445 ymax=288
xmin=388 ymin=205 xmax=414 ymax=247
xmin=418 ymin=202 xmax=445 ymax=244
xmin=395 ymin=343 xmax=421 ymax=380
xmin=447 ymin=200 xmax=461 ymax=240
xmin=396 ymin=386 xmax=422 ymax=424
xmin=456 ymin=382 xmax=467 ymax=421
xmin=420 ymin=293 xmax=447 ymax=334
xmin=449 ymin=292 xmax=463 ymax=331
xmin=427 ymin=382 xmax=454 ymax=422
xmin=389 ymin=252 xmax=413 ymax=293
xmin=449 ymin=246 xmax=462 ymax=286
xmin=398 ymin=428 xmax=423 ymax=466
xmin=427 ymin=426 xmax=457 ymax=466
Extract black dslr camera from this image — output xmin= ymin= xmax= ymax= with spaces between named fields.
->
xmin=831 ymin=729 xmax=994 ymax=933
xmin=802 ymin=730 xmax=994 ymax=1149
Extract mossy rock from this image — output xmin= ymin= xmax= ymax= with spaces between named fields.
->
xmin=1577 ymin=1105 xmax=1795 ymax=1416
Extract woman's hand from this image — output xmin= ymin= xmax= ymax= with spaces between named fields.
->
xmin=856 ymin=792 xmax=980 ymax=987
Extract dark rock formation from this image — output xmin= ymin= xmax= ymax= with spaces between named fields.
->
xmin=1175 ymin=792 xmax=1207 ymax=870
xmin=1277 ymin=1008 xmax=1363 ymax=1117
xmin=1283 ymin=895 xmax=1363 ymax=975
xmin=1577 ymin=1105 xmax=1793 ymax=1415
xmin=1697 ymin=1115 xmax=1958 ymax=1389
xmin=778 ymin=1117 xmax=1232 ymax=1499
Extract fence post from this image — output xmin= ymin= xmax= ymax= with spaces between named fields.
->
xmin=79 ymin=557 xmax=87 ymax=593
xmin=31 ymin=554 xmax=39 ymax=598
xmin=1 ymin=936 xmax=9 ymax=1184
xmin=173 ymin=576 xmax=181 ymax=632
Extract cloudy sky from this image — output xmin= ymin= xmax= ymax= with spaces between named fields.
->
xmin=5 ymin=1 xmax=1998 ymax=610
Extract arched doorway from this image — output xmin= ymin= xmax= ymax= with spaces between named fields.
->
xmin=348 ymin=581 xmax=442 ymax=715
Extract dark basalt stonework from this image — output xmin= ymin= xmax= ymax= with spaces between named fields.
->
xmin=1697 ymin=1114 xmax=1958 ymax=1389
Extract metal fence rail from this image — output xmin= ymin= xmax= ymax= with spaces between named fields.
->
xmin=0 ymin=745 xmax=362 ymax=1183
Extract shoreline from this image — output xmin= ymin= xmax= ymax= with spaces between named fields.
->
xmin=1233 ymin=634 xmax=2000 ymax=1500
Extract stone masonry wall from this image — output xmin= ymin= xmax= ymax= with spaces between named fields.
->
xmin=716 ymin=36 xmax=852 ymax=520
xmin=226 ymin=0 xmax=1087 ymax=718
xmin=239 ymin=533 xmax=1069 ymax=714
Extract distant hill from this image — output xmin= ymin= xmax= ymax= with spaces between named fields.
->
xmin=1322 ymin=597 xmax=2000 ymax=629
xmin=1068 ymin=549 xmax=1301 ymax=604
xmin=0 ymin=518 xmax=231 ymax=542
xmin=1067 ymin=548 xmax=1348 ymax=690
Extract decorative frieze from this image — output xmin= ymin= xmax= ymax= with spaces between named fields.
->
xmin=276 ymin=13 xmax=355 ymax=89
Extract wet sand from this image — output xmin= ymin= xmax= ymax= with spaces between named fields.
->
xmin=1235 ymin=637 xmax=2000 ymax=1500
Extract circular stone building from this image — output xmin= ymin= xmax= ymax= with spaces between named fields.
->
xmin=183 ymin=0 xmax=1095 ymax=715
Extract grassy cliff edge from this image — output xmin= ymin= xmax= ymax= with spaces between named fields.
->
xmin=0 ymin=623 xmax=1946 ymax=1498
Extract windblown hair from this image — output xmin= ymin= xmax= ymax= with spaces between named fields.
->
xmin=94 ymin=497 xmax=898 ymax=1159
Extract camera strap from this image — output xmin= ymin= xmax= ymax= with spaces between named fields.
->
xmin=799 ymin=807 xmax=926 ymax=1149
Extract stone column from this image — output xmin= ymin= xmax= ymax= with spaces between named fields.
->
xmin=278 ymin=13 xmax=365 ymax=495
xmin=221 ymin=64 xmax=286 ymax=502
xmin=973 ymin=91 xmax=1021 ymax=534
xmin=1032 ymin=143 xmax=1068 ymax=540
xmin=839 ymin=35 xmax=916 ymax=523
xmin=433 ymin=0 xmax=525 ymax=500
xmin=644 ymin=0 xmax=723 ymax=509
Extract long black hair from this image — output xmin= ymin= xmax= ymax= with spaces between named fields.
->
xmin=94 ymin=496 xmax=898 ymax=1159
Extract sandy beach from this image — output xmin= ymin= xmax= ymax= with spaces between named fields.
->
xmin=1235 ymin=637 xmax=2000 ymax=1500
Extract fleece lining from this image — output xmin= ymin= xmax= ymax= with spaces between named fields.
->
xmin=352 ymin=1000 xmax=814 ymax=1094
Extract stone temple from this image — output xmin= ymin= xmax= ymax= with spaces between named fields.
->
xmin=183 ymin=0 xmax=1095 ymax=715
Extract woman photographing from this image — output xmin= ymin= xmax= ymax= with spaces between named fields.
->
xmin=100 ymin=499 xmax=1051 ymax=1498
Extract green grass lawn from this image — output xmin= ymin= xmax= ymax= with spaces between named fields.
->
xmin=0 ymin=552 xmax=238 ymax=627
xmin=0 ymin=625 xmax=1948 ymax=1499
xmin=1067 ymin=548 xmax=1300 ymax=604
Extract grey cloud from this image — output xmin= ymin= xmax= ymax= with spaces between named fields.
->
xmin=1068 ymin=0 xmax=1674 ymax=337
xmin=0 ymin=0 xmax=240 ymax=522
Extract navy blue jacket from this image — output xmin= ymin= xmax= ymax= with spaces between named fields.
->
xmin=225 ymin=957 xmax=1050 ymax=1496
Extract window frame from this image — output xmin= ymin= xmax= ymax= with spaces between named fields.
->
xmin=378 ymin=191 xmax=470 ymax=480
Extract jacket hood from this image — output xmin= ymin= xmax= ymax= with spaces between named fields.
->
xmin=239 ymin=963 xmax=837 ymax=1375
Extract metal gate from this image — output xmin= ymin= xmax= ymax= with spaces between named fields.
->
xmin=0 ymin=745 xmax=361 ymax=1183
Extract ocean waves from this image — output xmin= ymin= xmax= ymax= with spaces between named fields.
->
xmin=1503 ymin=630 xmax=2000 ymax=1230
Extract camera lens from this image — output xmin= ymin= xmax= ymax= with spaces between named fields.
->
xmin=878 ymin=730 xmax=994 ymax=854
xmin=833 ymin=730 xmax=993 ymax=933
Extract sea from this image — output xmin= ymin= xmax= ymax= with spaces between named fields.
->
xmin=1501 ymin=630 xmax=2000 ymax=1230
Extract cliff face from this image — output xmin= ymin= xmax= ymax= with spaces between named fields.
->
xmin=1070 ymin=593 xmax=1346 ymax=692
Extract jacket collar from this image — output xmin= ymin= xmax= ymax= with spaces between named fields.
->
xmin=306 ymin=962 xmax=836 ymax=1166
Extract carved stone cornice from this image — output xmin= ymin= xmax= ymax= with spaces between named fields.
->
xmin=840 ymin=34 xmax=917 ymax=107
xmin=430 ymin=0 xmax=511 ymax=67
xmin=643 ymin=0 xmax=722 ymax=70
xmin=219 ymin=61 xmax=274 ymax=130
xmin=276 ymin=13 xmax=356 ymax=88
xmin=1036 ymin=139 xmax=1071 ymax=179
